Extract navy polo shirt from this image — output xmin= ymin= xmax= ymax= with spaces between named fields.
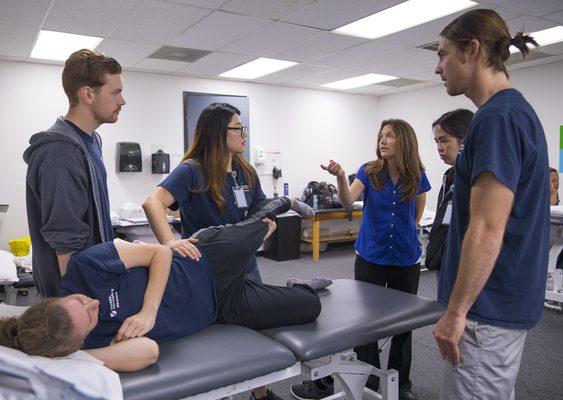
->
xmin=439 ymin=88 xmax=549 ymax=329
xmin=355 ymin=164 xmax=431 ymax=266
xmin=60 ymin=242 xmax=217 ymax=349
xmin=65 ymin=120 xmax=113 ymax=241
xmin=159 ymin=160 xmax=266 ymax=238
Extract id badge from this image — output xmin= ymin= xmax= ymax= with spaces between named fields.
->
xmin=442 ymin=201 xmax=452 ymax=225
xmin=233 ymin=187 xmax=248 ymax=209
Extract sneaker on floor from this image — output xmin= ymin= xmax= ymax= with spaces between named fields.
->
xmin=399 ymin=386 xmax=417 ymax=400
xmin=287 ymin=277 xmax=333 ymax=291
xmin=250 ymin=389 xmax=283 ymax=400
xmin=290 ymin=378 xmax=334 ymax=400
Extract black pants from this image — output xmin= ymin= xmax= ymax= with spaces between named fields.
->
xmin=194 ymin=197 xmax=321 ymax=329
xmin=354 ymin=255 xmax=421 ymax=390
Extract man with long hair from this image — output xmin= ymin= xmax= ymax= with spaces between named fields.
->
xmin=433 ymin=9 xmax=549 ymax=400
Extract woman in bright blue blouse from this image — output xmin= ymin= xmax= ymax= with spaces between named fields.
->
xmin=321 ymin=119 xmax=430 ymax=399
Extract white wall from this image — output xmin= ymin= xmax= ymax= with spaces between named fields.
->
xmin=0 ymin=60 xmax=380 ymax=250
xmin=375 ymin=60 xmax=563 ymax=210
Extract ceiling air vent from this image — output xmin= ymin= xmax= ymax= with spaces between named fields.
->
xmin=418 ymin=41 xmax=440 ymax=52
xmin=148 ymin=46 xmax=211 ymax=63
xmin=379 ymin=78 xmax=425 ymax=87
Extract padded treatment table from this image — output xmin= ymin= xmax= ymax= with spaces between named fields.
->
xmin=120 ymin=279 xmax=444 ymax=400
xmin=120 ymin=325 xmax=297 ymax=400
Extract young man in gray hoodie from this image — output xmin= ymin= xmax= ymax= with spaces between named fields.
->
xmin=23 ymin=49 xmax=126 ymax=297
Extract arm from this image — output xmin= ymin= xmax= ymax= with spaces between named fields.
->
xmin=143 ymin=187 xmax=200 ymax=260
xmin=57 ymin=252 xmax=74 ymax=275
xmin=143 ymin=187 xmax=178 ymax=245
xmin=113 ymin=241 xmax=173 ymax=342
xmin=85 ymin=337 xmax=159 ymax=372
xmin=414 ymin=192 xmax=426 ymax=225
xmin=321 ymin=160 xmax=365 ymax=207
xmin=433 ymin=172 xmax=514 ymax=365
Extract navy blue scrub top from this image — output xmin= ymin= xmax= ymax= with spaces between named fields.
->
xmin=354 ymin=164 xmax=431 ymax=266
xmin=159 ymin=160 xmax=266 ymax=238
xmin=60 ymin=242 xmax=217 ymax=349
xmin=439 ymin=88 xmax=549 ymax=330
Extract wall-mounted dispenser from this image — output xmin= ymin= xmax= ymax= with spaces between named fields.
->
xmin=116 ymin=142 xmax=142 ymax=172
xmin=152 ymin=150 xmax=170 ymax=174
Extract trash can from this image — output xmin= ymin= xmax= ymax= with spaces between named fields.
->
xmin=263 ymin=212 xmax=302 ymax=261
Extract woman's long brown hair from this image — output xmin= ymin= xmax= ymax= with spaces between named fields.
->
xmin=0 ymin=298 xmax=82 ymax=358
xmin=181 ymin=103 xmax=258 ymax=212
xmin=365 ymin=119 xmax=424 ymax=202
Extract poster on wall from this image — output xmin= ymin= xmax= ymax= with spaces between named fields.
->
xmin=183 ymin=92 xmax=250 ymax=161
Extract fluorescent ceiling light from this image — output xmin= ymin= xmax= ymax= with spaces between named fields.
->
xmin=31 ymin=30 xmax=103 ymax=61
xmin=219 ymin=58 xmax=297 ymax=79
xmin=322 ymin=73 xmax=398 ymax=89
xmin=334 ymin=0 xmax=477 ymax=40
xmin=510 ymin=25 xmax=563 ymax=53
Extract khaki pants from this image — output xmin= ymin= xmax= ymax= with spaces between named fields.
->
xmin=440 ymin=319 xmax=527 ymax=400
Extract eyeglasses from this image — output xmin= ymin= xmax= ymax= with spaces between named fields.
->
xmin=228 ymin=126 xmax=248 ymax=136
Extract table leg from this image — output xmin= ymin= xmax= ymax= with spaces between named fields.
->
xmin=313 ymin=219 xmax=320 ymax=261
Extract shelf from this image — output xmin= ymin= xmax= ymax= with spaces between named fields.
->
xmin=302 ymin=234 xmax=357 ymax=244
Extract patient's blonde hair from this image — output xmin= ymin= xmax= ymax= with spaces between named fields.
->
xmin=0 ymin=298 xmax=82 ymax=357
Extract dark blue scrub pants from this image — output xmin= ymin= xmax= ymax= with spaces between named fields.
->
xmin=194 ymin=197 xmax=321 ymax=329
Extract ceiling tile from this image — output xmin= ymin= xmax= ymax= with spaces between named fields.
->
xmin=0 ymin=24 xmax=38 ymax=58
xmin=350 ymin=84 xmax=397 ymax=96
xmin=0 ymin=0 xmax=51 ymax=28
xmin=256 ymin=64 xmax=335 ymax=84
xmin=220 ymin=0 xmax=315 ymax=20
xmin=133 ymin=58 xmax=190 ymax=72
xmin=536 ymin=41 xmax=563 ymax=55
xmin=291 ymin=69 xmax=366 ymax=86
xmin=110 ymin=0 xmax=211 ymax=44
xmin=543 ymin=11 xmax=563 ymax=24
xmin=169 ymin=11 xmax=270 ymax=50
xmin=312 ymin=39 xmax=408 ymax=69
xmin=506 ymin=15 xmax=559 ymax=34
xmin=270 ymin=32 xmax=367 ymax=63
xmin=382 ymin=6 xmax=519 ymax=47
xmin=224 ymin=22 xmax=322 ymax=56
xmin=281 ymin=0 xmax=404 ymax=30
xmin=44 ymin=0 xmax=138 ymax=37
xmin=350 ymin=48 xmax=436 ymax=74
xmin=491 ymin=0 xmax=563 ymax=17
xmin=167 ymin=0 xmax=228 ymax=8
xmin=176 ymin=51 xmax=255 ymax=75
xmin=96 ymin=39 xmax=160 ymax=67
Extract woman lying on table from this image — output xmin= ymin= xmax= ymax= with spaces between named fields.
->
xmin=0 ymin=197 xmax=328 ymax=371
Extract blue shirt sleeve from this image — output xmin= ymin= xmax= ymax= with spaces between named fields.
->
xmin=468 ymin=115 xmax=522 ymax=193
xmin=159 ymin=163 xmax=197 ymax=211
xmin=417 ymin=170 xmax=431 ymax=195
xmin=68 ymin=242 xmax=126 ymax=288
xmin=356 ymin=164 xmax=368 ymax=187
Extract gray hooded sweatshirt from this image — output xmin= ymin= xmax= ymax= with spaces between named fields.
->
xmin=23 ymin=117 xmax=111 ymax=297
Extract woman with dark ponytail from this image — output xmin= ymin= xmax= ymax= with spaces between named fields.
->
xmin=434 ymin=8 xmax=549 ymax=400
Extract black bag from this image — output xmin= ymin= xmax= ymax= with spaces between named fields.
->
xmin=302 ymin=181 xmax=340 ymax=209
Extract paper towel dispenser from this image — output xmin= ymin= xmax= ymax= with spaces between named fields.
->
xmin=152 ymin=150 xmax=170 ymax=174
xmin=116 ymin=142 xmax=142 ymax=172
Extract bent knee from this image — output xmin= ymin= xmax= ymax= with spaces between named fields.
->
xmin=146 ymin=338 xmax=160 ymax=365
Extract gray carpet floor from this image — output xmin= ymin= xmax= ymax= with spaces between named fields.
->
xmin=233 ymin=244 xmax=563 ymax=400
